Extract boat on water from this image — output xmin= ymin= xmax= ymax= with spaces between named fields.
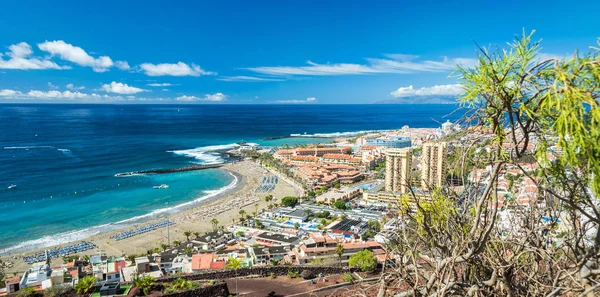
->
xmin=153 ymin=184 xmax=169 ymax=189
xmin=7 ymin=184 xmax=16 ymax=189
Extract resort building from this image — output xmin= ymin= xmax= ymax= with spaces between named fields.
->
xmin=294 ymin=234 xmax=386 ymax=266
xmin=250 ymin=245 xmax=293 ymax=264
xmin=385 ymin=148 xmax=412 ymax=194
xmin=365 ymin=137 xmax=411 ymax=149
xmin=91 ymin=257 xmax=127 ymax=284
xmin=421 ymin=142 xmax=448 ymax=190
xmin=254 ymin=232 xmax=300 ymax=247
xmin=294 ymin=146 xmax=351 ymax=157
xmin=192 ymin=230 xmax=235 ymax=251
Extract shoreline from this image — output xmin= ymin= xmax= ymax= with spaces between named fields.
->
xmin=0 ymin=169 xmax=245 ymax=257
xmin=1 ymin=160 xmax=298 ymax=274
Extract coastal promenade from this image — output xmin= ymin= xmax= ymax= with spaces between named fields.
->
xmin=1 ymin=160 xmax=297 ymax=275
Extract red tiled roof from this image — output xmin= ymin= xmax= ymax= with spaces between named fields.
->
xmin=210 ymin=261 xmax=226 ymax=270
xmin=192 ymin=253 xmax=215 ymax=270
xmin=323 ymin=154 xmax=351 ymax=160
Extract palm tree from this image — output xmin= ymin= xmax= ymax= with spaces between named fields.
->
xmin=193 ymin=231 xmax=200 ymax=238
xmin=304 ymin=209 xmax=313 ymax=218
xmin=265 ymin=195 xmax=273 ymax=203
xmin=335 ymin=244 xmax=345 ymax=267
xmin=173 ymin=240 xmax=181 ymax=246
xmin=239 ymin=209 xmax=246 ymax=220
xmin=183 ymin=231 xmax=192 ymax=241
xmin=133 ymin=275 xmax=156 ymax=296
xmin=254 ymin=203 xmax=259 ymax=215
xmin=226 ymin=257 xmax=242 ymax=295
xmin=75 ymin=275 xmax=96 ymax=295
xmin=210 ymin=218 xmax=219 ymax=231
xmin=160 ymin=243 xmax=169 ymax=251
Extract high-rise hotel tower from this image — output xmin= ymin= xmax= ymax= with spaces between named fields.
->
xmin=385 ymin=148 xmax=412 ymax=194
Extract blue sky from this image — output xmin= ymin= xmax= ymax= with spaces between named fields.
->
xmin=0 ymin=0 xmax=598 ymax=104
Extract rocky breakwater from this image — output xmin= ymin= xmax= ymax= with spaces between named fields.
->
xmin=115 ymin=164 xmax=224 ymax=177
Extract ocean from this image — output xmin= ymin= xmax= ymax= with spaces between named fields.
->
xmin=0 ymin=104 xmax=461 ymax=253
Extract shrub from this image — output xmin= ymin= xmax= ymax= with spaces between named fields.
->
xmin=287 ymin=269 xmax=301 ymax=278
xmin=300 ymin=270 xmax=314 ymax=280
xmin=281 ymin=196 xmax=298 ymax=207
xmin=209 ymin=280 xmax=216 ymax=285
xmin=133 ymin=275 xmax=156 ymax=296
xmin=341 ymin=273 xmax=354 ymax=283
xmin=269 ymin=272 xmax=276 ymax=279
xmin=44 ymin=284 xmax=73 ymax=297
xmin=17 ymin=287 xmax=36 ymax=297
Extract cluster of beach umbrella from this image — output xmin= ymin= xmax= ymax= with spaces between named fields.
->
xmin=254 ymin=176 xmax=278 ymax=193
xmin=22 ymin=241 xmax=96 ymax=264
xmin=110 ymin=220 xmax=174 ymax=241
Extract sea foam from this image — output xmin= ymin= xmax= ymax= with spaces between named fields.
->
xmin=168 ymin=143 xmax=257 ymax=165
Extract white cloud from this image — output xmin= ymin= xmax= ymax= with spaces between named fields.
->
xmin=47 ymin=82 xmax=58 ymax=89
xmin=0 ymin=89 xmax=19 ymax=97
xmin=0 ymin=42 xmax=66 ymax=70
xmin=66 ymin=83 xmax=85 ymax=90
xmin=101 ymin=81 xmax=147 ymax=94
xmin=246 ymin=55 xmax=477 ymax=77
xmin=390 ymin=84 xmax=463 ymax=98
xmin=176 ymin=92 xmax=226 ymax=102
xmin=175 ymin=95 xmax=200 ymax=101
xmin=139 ymin=62 xmax=215 ymax=77
xmin=115 ymin=61 xmax=130 ymax=70
xmin=383 ymin=54 xmax=420 ymax=61
xmin=162 ymin=89 xmax=169 ymax=92
xmin=217 ymin=76 xmax=284 ymax=82
xmin=27 ymin=90 xmax=97 ymax=99
xmin=38 ymin=40 xmax=114 ymax=72
xmin=276 ymin=97 xmax=318 ymax=104
xmin=147 ymin=83 xmax=177 ymax=87
xmin=204 ymin=92 xmax=226 ymax=101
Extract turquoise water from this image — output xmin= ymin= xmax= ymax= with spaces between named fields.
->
xmin=0 ymin=104 xmax=461 ymax=253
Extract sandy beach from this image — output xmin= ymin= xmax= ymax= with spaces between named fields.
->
xmin=1 ymin=160 xmax=301 ymax=275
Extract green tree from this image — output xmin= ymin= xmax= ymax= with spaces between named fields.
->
xmin=294 ymin=222 xmax=300 ymax=229
xmin=335 ymin=244 xmax=345 ymax=266
xmin=333 ymin=199 xmax=347 ymax=210
xmin=193 ymin=231 xmax=200 ymax=238
xmin=264 ymin=195 xmax=273 ymax=203
xmin=44 ymin=284 xmax=73 ymax=297
xmin=133 ymin=275 xmax=156 ymax=296
xmin=160 ymin=243 xmax=169 ymax=251
xmin=367 ymin=220 xmax=381 ymax=232
xmin=370 ymin=32 xmax=600 ymax=296
xmin=281 ymin=196 xmax=298 ymax=207
xmin=210 ymin=218 xmax=219 ymax=231
xmin=226 ymin=257 xmax=242 ymax=295
xmin=239 ymin=209 xmax=246 ymax=220
xmin=348 ymin=250 xmax=376 ymax=272
xmin=173 ymin=240 xmax=181 ymax=246
xmin=183 ymin=231 xmax=192 ymax=241
xmin=17 ymin=287 xmax=36 ymax=297
xmin=74 ymin=276 xmax=96 ymax=295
